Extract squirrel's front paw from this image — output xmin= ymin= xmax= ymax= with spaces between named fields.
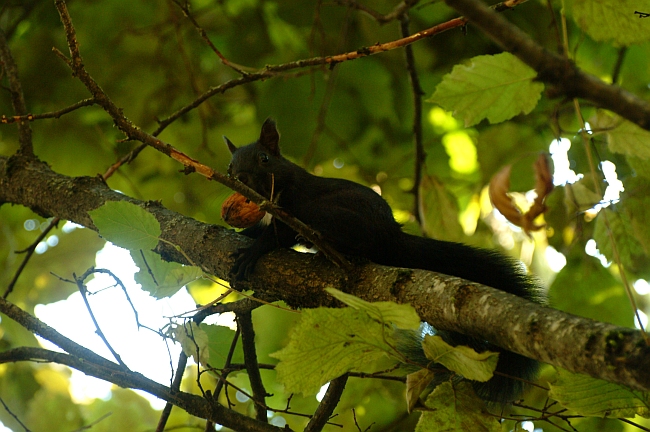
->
xmin=230 ymin=247 xmax=259 ymax=281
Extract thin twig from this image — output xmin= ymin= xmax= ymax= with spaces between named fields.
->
xmin=0 ymin=29 xmax=33 ymax=154
xmin=618 ymin=418 xmax=650 ymax=432
xmin=212 ymin=327 xmax=241 ymax=399
xmin=73 ymin=269 xmax=129 ymax=369
xmin=203 ymin=362 xmax=344 ymax=426
xmin=301 ymin=4 xmax=351 ymax=166
xmin=332 ymin=0 xmax=420 ymax=25
xmin=4 ymin=218 xmax=59 ymax=299
xmin=170 ymin=0 xmax=252 ymax=74
xmin=179 ymin=320 xmax=208 ymax=398
xmin=90 ymin=268 xmax=141 ymax=328
xmin=193 ymin=298 xmax=262 ymax=324
xmin=168 ymin=2 xmax=214 ymax=151
xmin=611 ymin=47 xmax=627 ymax=85
xmin=237 ymin=310 xmax=268 ymax=423
xmin=0 ymin=98 xmax=96 ymax=124
xmin=399 ymin=14 xmax=426 ymax=227
xmin=71 ymin=412 xmax=112 ymax=432
xmin=156 ymin=352 xmax=188 ymax=432
xmin=0 ymin=396 xmax=31 ymax=432
xmin=352 ymin=408 xmax=373 ymax=432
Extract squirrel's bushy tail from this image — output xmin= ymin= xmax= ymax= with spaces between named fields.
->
xmin=389 ymin=233 xmax=544 ymax=403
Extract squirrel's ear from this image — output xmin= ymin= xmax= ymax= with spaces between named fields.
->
xmin=259 ymin=117 xmax=280 ymax=156
xmin=223 ymin=136 xmax=237 ymax=154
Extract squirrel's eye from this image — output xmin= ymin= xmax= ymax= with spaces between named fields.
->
xmin=259 ymin=152 xmax=269 ymax=163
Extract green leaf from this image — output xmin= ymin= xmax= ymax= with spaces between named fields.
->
xmin=549 ymin=369 xmax=650 ymax=418
xmin=270 ymin=307 xmax=398 ymax=396
xmin=593 ymin=208 xmax=646 ymax=272
xmin=429 ymin=52 xmax=543 ymax=127
xmin=627 ymin=155 xmax=650 ymax=179
xmin=573 ymin=0 xmax=650 ymax=46
xmin=25 ymin=389 xmax=84 ymax=432
xmin=476 ymin=123 xmax=547 ymax=185
xmin=132 ymin=250 xmax=202 ymax=299
xmin=565 ymin=177 xmax=603 ymax=213
xmin=167 ymin=322 xmax=209 ymax=366
xmin=201 ymin=324 xmax=244 ymax=369
xmin=81 ymin=388 xmax=160 ymax=432
xmin=406 ymin=369 xmax=437 ymax=413
xmin=419 ymin=175 xmax=464 ymax=242
xmin=89 ymin=201 xmax=161 ymax=250
xmin=549 ymin=254 xmax=633 ymax=328
xmin=591 ymin=111 xmax=650 ymax=160
xmin=622 ymin=177 xmax=650 ymax=255
xmin=415 ymin=382 xmax=500 ymax=432
xmin=422 ymin=335 xmax=498 ymax=382
xmin=325 ymin=288 xmax=420 ymax=330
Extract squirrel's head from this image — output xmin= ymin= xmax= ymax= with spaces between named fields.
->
xmin=225 ymin=118 xmax=283 ymax=199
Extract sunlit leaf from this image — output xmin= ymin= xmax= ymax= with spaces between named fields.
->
xmin=167 ymin=322 xmax=210 ymax=366
xmin=549 ymin=369 xmax=650 ymax=418
xmin=415 ymin=381 xmax=500 ymax=432
xmin=422 ymin=335 xmax=498 ymax=382
xmin=325 ymin=288 xmax=420 ymax=330
xmin=420 ymin=175 xmax=464 ymax=242
xmin=131 ymin=249 xmax=202 ymax=299
xmin=573 ymin=0 xmax=650 ymax=46
xmin=201 ymin=323 xmax=244 ymax=369
xmin=593 ymin=208 xmax=646 ymax=272
xmin=406 ymin=368 xmax=436 ymax=413
xmin=89 ymin=201 xmax=161 ymax=251
xmin=270 ymin=307 xmax=398 ymax=396
xmin=565 ymin=177 xmax=602 ymax=213
xmin=549 ymin=254 xmax=634 ymax=328
xmin=621 ymin=177 xmax=650 ymax=255
xmin=429 ymin=52 xmax=543 ymax=127
xmin=25 ymin=389 xmax=84 ymax=432
xmin=591 ymin=111 xmax=650 ymax=160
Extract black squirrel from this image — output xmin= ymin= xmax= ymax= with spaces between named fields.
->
xmin=225 ymin=118 xmax=545 ymax=403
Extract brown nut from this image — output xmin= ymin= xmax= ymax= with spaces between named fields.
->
xmin=221 ymin=192 xmax=266 ymax=228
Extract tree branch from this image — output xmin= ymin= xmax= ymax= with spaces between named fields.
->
xmin=304 ymin=375 xmax=348 ymax=432
xmin=444 ymin=0 xmax=650 ymax=131
xmin=399 ymin=14 xmax=426 ymax=227
xmin=237 ymin=310 xmax=268 ymax=423
xmin=0 ymin=319 xmax=284 ymax=432
xmin=1 ymin=154 xmax=649 ymax=393
xmin=0 ymin=395 xmax=30 ymax=432
xmin=3 ymin=218 xmax=58 ymax=299
xmin=0 ymin=29 xmax=33 ymax=155
xmin=53 ymin=0 xmax=351 ymax=273
xmin=0 ymin=98 xmax=97 ymax=124
xmin=73 ymin=269 xmax=129 ymax=369
xmin=331 ymin=0 xmax=419 ymax=24
xmin=156 ymin=352 xmax=188 ymax=432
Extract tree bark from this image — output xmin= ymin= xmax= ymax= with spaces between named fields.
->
xmin=2 ymin=153 xmax=649 ymax=393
